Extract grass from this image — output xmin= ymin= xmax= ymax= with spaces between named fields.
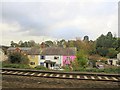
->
xmin=62 ymin=66 xmax=120 ymax=74
xmin=2 ymin=61 xmax=120 ymax=74
xmin=34 ymin=66 xmax=49 ymax=70
xmin=2 ymin=63 xmax=31 ymax=69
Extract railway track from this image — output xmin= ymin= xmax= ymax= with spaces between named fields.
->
xmin=1 ymin=68 xmax=120 ymax=82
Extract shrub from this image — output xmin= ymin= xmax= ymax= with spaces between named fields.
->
xmin=2 ymin=63 xmax=31 ymax=69
xmin=76 ymin=50 xmax=88 ymax=68
xmin=35 ymin=66 xmax=48 ymax=70
xmin=62 ymin=65 xmax=71 ymax=72
xmin=8 ymin=52 xmax=29 ymax=64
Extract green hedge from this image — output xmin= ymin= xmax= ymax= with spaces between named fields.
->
xmin=2 ymin=63 xmax=31 ymax=69
xmin=72 ymin=67 xmax=120 ymax=74
xmin=35 ymin=66 xmax=49 ymax=70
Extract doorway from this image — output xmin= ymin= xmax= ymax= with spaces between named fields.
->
xmin=46 ymin=63 xmax=48 ymax=68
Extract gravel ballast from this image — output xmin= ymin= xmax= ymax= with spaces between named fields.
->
xmin=2 ymin=75 xmax=119 ymax=88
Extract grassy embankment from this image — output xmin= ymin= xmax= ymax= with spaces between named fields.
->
xmin=1 ymin=61 xmax=120 ymax=74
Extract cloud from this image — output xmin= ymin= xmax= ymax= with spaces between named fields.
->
xmin=0 ymin=0 xmax=118 ymax=45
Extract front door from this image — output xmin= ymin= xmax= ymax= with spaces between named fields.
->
xmin=46 ymin=63 xmax=48 ymax=68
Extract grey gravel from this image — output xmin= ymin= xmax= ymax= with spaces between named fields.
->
xmin=2 ymin=75 xmax=119 ymax=88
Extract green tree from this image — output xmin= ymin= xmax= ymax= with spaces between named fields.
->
xmin=8 ymin=52 xmax=29 ymax=64
xmin=95 ymin=32 xmax=118 ymax=57
xmin=10 ymin=41 xmax=15 ymax=47
xmin=83 ymin=36 xmax=89 ymax=42
xmin=116 ymin=38 xmax=120 ymax=52
xmin=107 ymin=48 xmax=118 ymax=58
xmin=68 ymin=40 xmax=74 ymax=47
xmin=45 ymin=40 xmax=53 ymax=47
xmin=76 ymin=50 xmax=88 ymax=68
xmin=96 ymin=47 xmax=108 ymax=57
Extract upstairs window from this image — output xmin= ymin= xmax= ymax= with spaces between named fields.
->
xmin=66 ymin=57 xmax=71 ymax=60
xmin=41 ymin=56 xmax=45 ymax=59
xmin=54 ymin=56 xmax=59 ymax=59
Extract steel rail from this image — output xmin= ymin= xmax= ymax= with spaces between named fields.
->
xmin=1 ymin=68 xmax=120 ymax=82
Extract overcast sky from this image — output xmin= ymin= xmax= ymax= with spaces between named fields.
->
xmin=0 ymin=0 xmax=119 ymax=46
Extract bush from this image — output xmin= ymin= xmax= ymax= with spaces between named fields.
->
xmin=8 ymin=52 xmax=29 ymax=64
xmin=72 ymin=67 xmax=119 ymax=74
xmin=64 ymin=65 xmax=71 ymax=72
xmin=2 ymin=63 xmax=31 ymax=69
xmin=76 ymin=50 xmax=88 ymax=68
xmin=104 ymin=67 xmax=120 ymax=73
xmin=35 ymin=66 xmax=48 ymax=70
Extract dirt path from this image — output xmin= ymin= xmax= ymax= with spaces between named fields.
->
xmin=1 ymin=75 xmax=119 ymax=88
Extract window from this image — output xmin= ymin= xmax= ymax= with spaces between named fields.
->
xmin=40 ymin=62 xmax=44 ymax=66
xmin=41 ymin=56 xmax=45 ymax=59
xmin=66 ymin=57 xmax=71 ymax=60
xmin=54 ymin=56 xmax=59 ymax=59
xmin=30 ymin=62 xmax=35 ymax=65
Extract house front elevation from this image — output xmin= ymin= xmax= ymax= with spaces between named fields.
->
xmin=39 ymin=47 xmax=76 ymax=69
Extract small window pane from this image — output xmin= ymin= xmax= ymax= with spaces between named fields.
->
xmin=54 ymin=57 xmax=59 ymax=59
xmin=30 ymin=62 xmax=35 ymax=65
xmin=41 ymin=56 xmax=45 ymax=59
xmin=40 ymin=62 xmax=44 ymax=66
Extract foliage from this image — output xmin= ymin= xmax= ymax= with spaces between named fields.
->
xmin=83 ymin=36 xmax=89 ymax=41
xmin=95 ymin=32 xmax=119 ymax=58
xmin=116 ymin=38 xmax=120 ymax=52
xmin=72 ymin=67 xmax=120 ymax=74
xmin=62 ymin=65 xmax=71 ymax=72
xmin=107 ymin=48 xmax=118 ymax=58
xmin=35 ymin=66 xmax=49 ymax=70
xmin=8 ymin=52 xmax=29 ymax=64
xmin=71 ymin=59 xmax=79 ymax=71
xmin=96 ymin=47 xmax=108 ymax=57
xmin=76 ymin=50 xmax=88 ymax=68
xmin=2 ymin=63 xmax=31 ymax=69
xmin=45 ymin=40 xmax=54 ymax=47
xmin=11 ymin=40 xmax=40 ymax=48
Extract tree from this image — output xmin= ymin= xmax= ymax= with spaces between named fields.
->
xmin=24 ymin=41 xmax=28 ymax=47
xmin=83 ymin=36 xmax=89 ymax=41
xmin=96 ymin=47 xmax=108 ymax=57
xmin=68 ymin=40 xmax=74 ymax=47
xmin=116 ymin=38 xmax=120 ymax=52
xmin=45 ymin=40 xmax=53 ymax=47
xmin=76 ymin=50 xmax=88 ymax=68
xmin=10 ymin=41 xmax=15 ymax=47
xmin=107 ymin=48 xmax=118 ymax=58
xmin=95 ymin=32 xmax=118 ymax=57
xmin=10 ymin=41 xmax=19 ymax=47
xmin=57 ymin=39 xmax=66 ymax=47
xmin=29 ymin=40 xmax=35 ymax=47
xmin=107 ymin=32 xmax=113 ymax=38
xmin=18 ymin=40 xmax=23 ymax=47
xmin=8 ymin=52 xmax=29 ymax=64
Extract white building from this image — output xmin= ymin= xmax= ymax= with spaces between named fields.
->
xmin=107 ymin=59 xmax=119 ymax=66
xmin=117 ymin=53 xmax=120 ymax=60
xmin=39 ymin=47 xmax=76 ymax=69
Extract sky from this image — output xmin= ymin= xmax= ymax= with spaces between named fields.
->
xmin=0 ymin=0 xmax=119 ymax=46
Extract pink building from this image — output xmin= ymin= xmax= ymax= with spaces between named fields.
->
xmin=63 ymin=56 xmax=76 ymax=65
xmin=40 ymin=47 xmax=77 ymax=68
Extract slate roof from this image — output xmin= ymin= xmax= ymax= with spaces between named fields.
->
xmin=41 ymin=47 xmax=76 ymax=55
xmin=7 ymin=47 xmax=31 ymax=51
xmin=27 ymin=48 xmax=40 ymax=55
xmin=7 ymin=47 xmax=40 ymax=55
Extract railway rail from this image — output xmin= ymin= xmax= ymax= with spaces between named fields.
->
xmin=1 ymin=68 xmax=120 ymax=82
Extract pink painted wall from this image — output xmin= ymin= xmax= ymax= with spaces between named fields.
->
xmin=63 ymin=56 xmax=76 ymax=66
